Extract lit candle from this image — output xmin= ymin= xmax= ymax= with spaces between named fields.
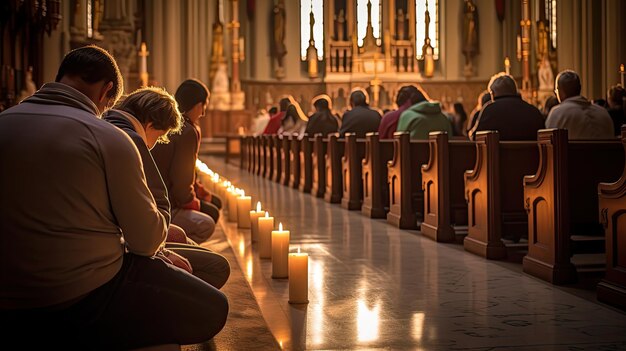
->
xmin=516 ymin=34 xmax=522 ymax=61
xmin=237 ymin=193 xmax=252 ymax=228
xmin=620 ymin=64 xmax=624 ymax=87
xmin=258 ymin=212 xmax=274 ymax=258
xmin=249 ymin=201 xmax=264 ymax=242
xmin=288 ymin=247 xmax=309 ymax=304
xmin=227 ymin=187 xmax=238 ymax=222
xmin=139 ymin=42 xmax=148 ymax=75
xmin=504 ymin=56 xmax=511 ymax=75
xmin=271 ymin=222 xmax=290 ymax=278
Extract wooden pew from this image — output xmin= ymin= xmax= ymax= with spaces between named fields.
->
xmin=463 ymin=131 xmax=538 ymax=257
xmin=254 ymin=136 xmax=262 ymax=176
xmin=597 ymin=126 xmax=626 ymax=309
xmin=311 ymin=134 xmax=327 ymax=198
xmin=523 ymin=129 xmax=624 ymax=284
xmin=362 ymin=133 xmax=395 ymax=218
xmin=246 ymin=136 xmax=253 ymax=173
xmin=259 ymin=136 xmax=267 ymax=177
xmin=272 ymin=135 xmax=282 ymax=183
xmin=325 ymin=133 xmax=345 ymax=203
xmin=280 ymin=135 xmax=292 ymax=186
xmin=289 ymin=134 xmax=301 ymax=189
xmin=239 ymin=136 xmax=246 ymax=170
xmin=421 ymin=132 xmax=476 ymax=241
xmin=341 ymin=133 xmax=366 ymax=210
xmin=263 ymin=135 xmax=274 ymax=180
xmin=299 ymin=134 xmax=313 ymax=193
xmin=387 ymin=132 xmax=430 ymax=229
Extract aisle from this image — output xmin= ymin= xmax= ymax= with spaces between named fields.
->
xmin=204 ymin=156 xmax=626 ymax=351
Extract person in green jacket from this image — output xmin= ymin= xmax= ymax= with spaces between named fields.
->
xmin=396 ymin=89 xmax=453 ymax=139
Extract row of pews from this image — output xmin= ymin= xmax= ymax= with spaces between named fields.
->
xmin=240 ymin=127 xmax=626 ymax=310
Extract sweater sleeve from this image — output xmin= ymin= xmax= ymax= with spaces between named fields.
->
xmin=100 ymin=128 xmax=166 ymax=256
xmin=166 ymin=125 xmax=198 ymax=208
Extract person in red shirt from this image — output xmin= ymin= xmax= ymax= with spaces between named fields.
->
xmin=263 ymin=97 xmax=291 ymax=134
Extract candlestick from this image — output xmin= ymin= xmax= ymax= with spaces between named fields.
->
xmin=504 ymin=57 xmax=511 ymax=75
xmin=516 ymin=34 xmax=522 ymax=61
xmin=288 ymin=247 xmax=309 ymax=304
xmin=620 ymin=64 xmax=624 ymax=87
xmin=249 ymin=201 xmax=264 ymax=242
xmin=271 ymin=222 xmax=290 ymax=278
xmin=258 ymin=212 xmax=274 ymax=258
xmin=237 ymin=194 xmax=252 ymax=228
xmin=138 ymin=42 xmax=149 ymax=87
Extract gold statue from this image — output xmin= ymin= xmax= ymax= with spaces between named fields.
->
xmin=462 ymin=0 xmax=479 ymax=76
xmin=536 ymin=20 xmax=549 ymax=61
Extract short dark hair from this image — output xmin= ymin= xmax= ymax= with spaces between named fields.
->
xmin=350 ymin=90 xmax=368 ymax=107
xmin=269 ymin=106 xmax=278 ymax=115
xmin=396 ymin=85 xmax=427 ymax=106
xmin=175 ymin=79 xmax=210 ymax=114
xmin=55 ymin=45 xmax=123 ymax=101
xmin=279 ymin=98 xmax=291 ymax=112
xmin=607 ymin=84 xmax=625 ymax=108
xmin=488 ymin=72 xmax=518 ymax=98
xmin=115 ymin=87 xmax=184 ymax=143
xmin=556 ymin=70 xmax=581 ymax=99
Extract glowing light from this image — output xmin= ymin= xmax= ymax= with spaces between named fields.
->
xmin=246 ymin=256 xmax=253 ymax=279
xmin=411 ymin=312 xmax=425 ymax=341
xmin=357 ymin=0 xmax=381 ymax=47
xmin=415 ymin=0 xmax=439 ymax=60
xmin=238 ymin=238 xmax=245 ymax=257
xmin=265 ymin=211 xmax=269 ymax=218
xmin=299 ymin=0 xmax=324 ymax=60
xmin=279 ymin=222 xmax=283 ymax=231
xmin=256 ymin=201 xmax=262 ymax=212
xmin=357 ymin=299 xmax=381 ymax=342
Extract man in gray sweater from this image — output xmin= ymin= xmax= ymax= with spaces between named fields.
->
xmin=0 ymin=46 xmax=227 ymax=349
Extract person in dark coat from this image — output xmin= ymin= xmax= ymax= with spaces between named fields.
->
xmin=607 ymin=84 xmax=625 ymax=135
xmin=339 ymin=89 xmax=381 ymax=137
xmin=469 ymin=73 xmax=545 ymax=141
xmin=305 ymin=94 xmax=339 ymax=137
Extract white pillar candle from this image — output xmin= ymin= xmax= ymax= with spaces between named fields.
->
xmin=271 ymin=222 xmax=290 ymax=278
xmin=289 ymin=247 xmax=309 ymax=304
xmin=237 ymin=194 xmax=252 ymax=228
xmin=258 ymin=212 xmax=274 ymax=259
xmin=227 ymin=187 xmax=238 ymax=222
xmin=249 ymin=201 xmax=264 ymax=242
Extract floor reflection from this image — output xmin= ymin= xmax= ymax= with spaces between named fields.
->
xmin=206 ymin=157 xmax=626 ymax=351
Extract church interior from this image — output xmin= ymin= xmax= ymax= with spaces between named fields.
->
xmin=2 ymin=0 xmax=626 ymax=350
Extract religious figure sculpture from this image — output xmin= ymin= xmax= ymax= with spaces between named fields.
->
xmin=396 ymin=8 xmax=407 ymax=40
xmin=17 ymin=67 xmax=36 ymax=103
xmin=210 ymin=63 xmax=231 ymax=111
xmin=536 ymin=20 xmax=549 ymax=62
xmin=334 ymin=9 xmax=346 ymax=41
xmin=462 ymin=0 xmax=479 ymax=77
xmin=273 ymin=1 xmax=287 ymax=79
xmin=538 ymin=56 xmax=554 ymax=92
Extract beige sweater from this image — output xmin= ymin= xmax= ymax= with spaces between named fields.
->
xmin=0 ymin=83 xmax=166 ymax=309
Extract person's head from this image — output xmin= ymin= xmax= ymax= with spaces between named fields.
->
xmin=115 ymin=87 xmax=184 ymax=149
xmin=349 ymin=88 xmax=369 ymax=107
xmin=279 ymin=97 xmax=291 ymax=112
xmin=396 ymin=85 xmax=427 ymax=106
xmin=479 ymin=90 xmax=491 ymax=107
xmin=312 ymin=94 xmax=332 ymax=112
xmin=593 ymin=98 xmax=608 ymax=108
xmin=269 ymin=106 xmax=278 ymax=115
xmin=607 ymin=84 xmax=626 ymax=109
xmin=543 ymin=95 xmax=559 ymax=116
xmin=453 ymin=102 xmax=467 ymax=122
xmin=487 ymin=72 xmax=518 ymax=100
xmin=174 ymin=79 xmax=210 ymax=123
xmin=55 ymin=45 xmax=123 ymax=114
xmin=555 ymin=70 xmax=581 ymax=103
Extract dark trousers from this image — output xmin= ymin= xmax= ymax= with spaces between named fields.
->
xmin=2 ymin=254 xmax=228 ymax=350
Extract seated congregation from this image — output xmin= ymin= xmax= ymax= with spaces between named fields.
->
xmin=243 ymin=68 xmax=626 ymax=311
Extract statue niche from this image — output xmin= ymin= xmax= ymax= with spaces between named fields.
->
xmin=462 ymin=0 xmax=479 ymax=77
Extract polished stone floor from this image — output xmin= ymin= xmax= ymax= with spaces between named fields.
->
xmin=204 ymin=157 xmax=626 ymax=351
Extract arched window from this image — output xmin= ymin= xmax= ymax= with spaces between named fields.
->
xmin=300 ymin=0 xmax=324 ymax=60
xmin=415 ymin=0 xmax=439 ymax=60
xmin=357 ymin=0 xmax=382 ymax=47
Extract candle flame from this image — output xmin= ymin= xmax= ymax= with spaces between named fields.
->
xmin=265 ymin=211 xmax=269 ymax=218
xmin=504 ymin=57 xmax=510 ymax=66
xmin=279 ymin=222 xmax=283 ymax=231
xmin=256 ymin=201 xmax=262 ymax=212
xmin=621 ymin=64 xmax=624 ymax=73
